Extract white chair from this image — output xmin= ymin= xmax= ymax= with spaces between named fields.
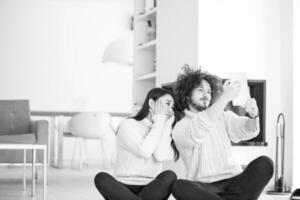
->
xmin=68 ymin=112 xmax=116 ymax=170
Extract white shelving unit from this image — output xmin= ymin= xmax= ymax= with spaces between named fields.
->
xmin=132 ymin=0 xmax=198 ymax=110
xmin=135 ymin=8 xmax=157 ymax=21
xmin=133 ymin=0 xmax=200 ymax=108
xmin=133 ymin=0 xmax=157 ymax=111
xmin=136 ymin=39 xmax=156 ymax=51
xmin=136 ymin=71 xmax=156 ymax=81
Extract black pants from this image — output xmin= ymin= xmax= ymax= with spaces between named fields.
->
xmin=94 ymin=170 xmax=177 ymax=200
xmin=172 ymin=156 xmax=274 ymax=200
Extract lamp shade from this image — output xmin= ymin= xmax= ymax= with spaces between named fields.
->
xmin=102 ymin=33 xmax=133 ymax=65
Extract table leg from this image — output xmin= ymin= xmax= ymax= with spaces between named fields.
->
xmin=31 ymin=149 xmax=36 ymax=198
xmin=43 ymin=147 xmax=47 ymax=200
xmin=50 ymin=116 xmax=57 ymax=167
xmin=57 ymin=115 xmax=64 ymax=168
xmin=23 ymin=149 xmax=27 ymax=191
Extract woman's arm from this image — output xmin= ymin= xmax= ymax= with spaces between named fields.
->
xmin=153 ymin=116 xmax=175 ymax=162
xmin=117 ymin=115 xmax=166 ymax=159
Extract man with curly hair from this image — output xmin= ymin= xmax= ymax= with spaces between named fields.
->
xmin=171 ymin=65 xmax=274 ymax=200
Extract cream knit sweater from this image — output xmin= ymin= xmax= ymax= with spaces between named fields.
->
xmin=172 ymin=109 xmax=259 ymax=183
xmin=114 ymin=115 xmax=174 ymax=185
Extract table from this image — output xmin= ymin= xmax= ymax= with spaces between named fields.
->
xmin=31 ymin=111 xmax=130 ymax=168
xmin=0 ymin=144 xmax=47 ymax=200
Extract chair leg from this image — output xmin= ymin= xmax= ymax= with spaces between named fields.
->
xmin=82 ymin=139 xmax=88 ymax=168
xmin=78 ymin=138 xmax=83 ymax=170
xmin=35 ymin=150 xmax=39 ymax=179
xmin=100 ymin=140 xmax=106 ymax=169
xmin=71 ymin=137 xmax=79 ymax=169
xmin=23 ymin=149 xmax=27 ymax=191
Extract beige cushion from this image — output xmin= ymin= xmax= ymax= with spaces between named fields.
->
xmin=0 ymin=100 xmax=31 ymax=135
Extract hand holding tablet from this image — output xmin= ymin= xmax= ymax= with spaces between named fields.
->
xmin=228 ymin=72 xmax=251 ymax=106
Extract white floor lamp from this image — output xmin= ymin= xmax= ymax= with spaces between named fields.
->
xmin=267 ymin=113 xmax=291 ymax=195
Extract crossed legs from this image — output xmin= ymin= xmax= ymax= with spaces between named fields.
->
xmin=94 ymin=170 xmax=177 ymax=200
xmin=172 ymin=156 xmax=274 ymax=200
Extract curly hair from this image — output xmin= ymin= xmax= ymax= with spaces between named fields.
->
xmin=173 ymin=65 xmax=222 ymax=115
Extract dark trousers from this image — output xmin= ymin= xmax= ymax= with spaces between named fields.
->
xmin=172 ymin=156 xmax=274 ymax=200
xmin=94 ymin=170 xmax=177 ymax=200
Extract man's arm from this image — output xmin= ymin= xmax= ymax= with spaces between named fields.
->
xmin=173 ymin=111 xmax=216 ymax=147
xmin=243 ymin=98 xmax=259 ymax=133
xmin=245 ymin=117 xmax=259 ymax=132
xmin=225 ymin=111 xmax=260 ymax=143
xmin=206 ymin=80 xmax=241 ymax=121
xmin=173 ymin=80 xmax=242 ymax=147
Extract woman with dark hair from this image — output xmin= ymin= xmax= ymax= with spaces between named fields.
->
xmin=94 ymin=87 xmax=179 ymax=200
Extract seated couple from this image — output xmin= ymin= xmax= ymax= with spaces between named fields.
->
xmin=94 ymin=66 xmax=274 ymax=200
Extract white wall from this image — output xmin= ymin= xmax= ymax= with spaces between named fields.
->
xmin=293 ymin=0 xmax=300 ymax=189
xmin=196 ymin=0 xmax=293 ymax=189
xmin=156 ymin=0 xmax=199 ymax=85
xmin=0 ymin=0 xmax=133 ymax=113
xmin=0 ymin=0 xmax=134 ymax=164
xmin=197 ymin=0 xmax=266 ymax=79
xmin=281 ymin=0 xmax=293 ymax=188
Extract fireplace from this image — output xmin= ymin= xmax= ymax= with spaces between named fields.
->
xmin=227 ymin=80 xmax=266 ymax=146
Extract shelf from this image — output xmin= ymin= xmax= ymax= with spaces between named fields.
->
xmin=137 ymin=40 xmax=156 ymax=51
xmin=136 ymin=72 xmax=156 ymax=81
xmin=135 ymin=8 xmax=157 ymax=21
xmin=133 ymin=0 xmax=157 ymax=112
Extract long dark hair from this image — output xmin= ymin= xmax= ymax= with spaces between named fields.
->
xmin=132 ymin=87 xmax=180 ymax=161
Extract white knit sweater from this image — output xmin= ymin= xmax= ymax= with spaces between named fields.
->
xmin=172 ymin=109 xmax=259 ymax=183
xmin=114 ymin=115 xmax=174 ymax=185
